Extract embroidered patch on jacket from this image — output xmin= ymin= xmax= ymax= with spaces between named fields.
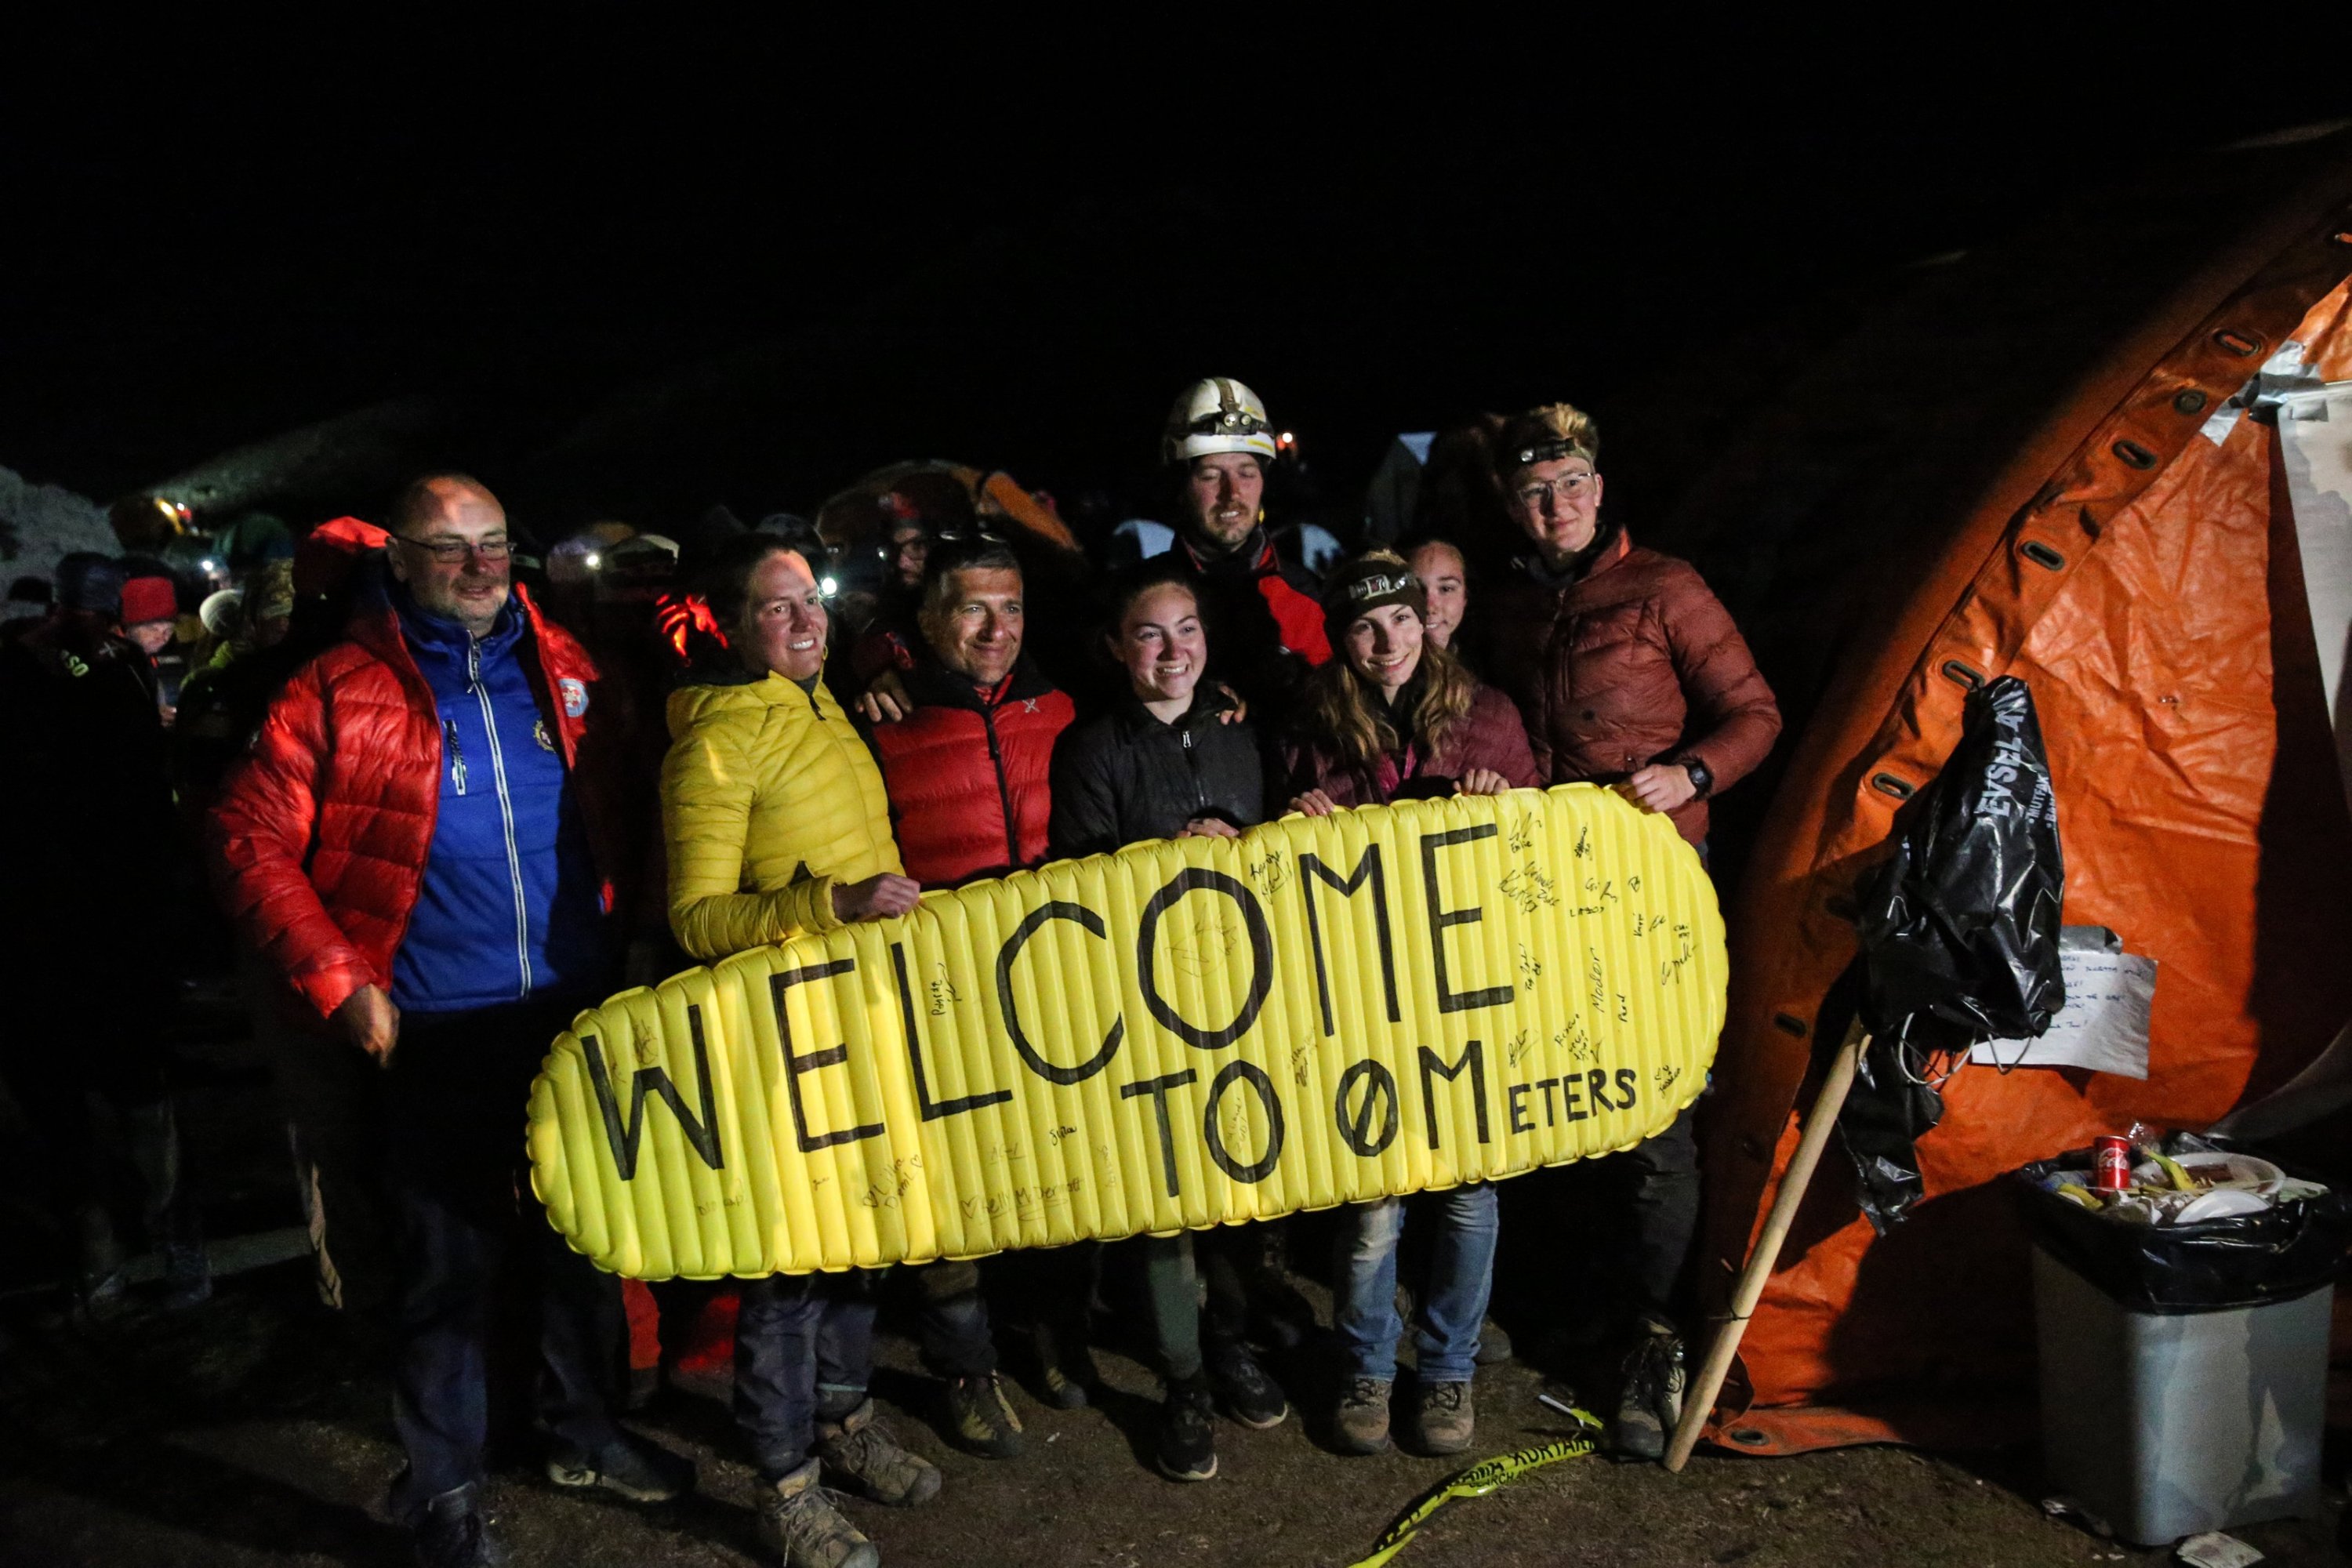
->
xmin=559 ymin=677 xmax=589 ymax=717
xmin=535 ymin=718 xmax=556 ymax=752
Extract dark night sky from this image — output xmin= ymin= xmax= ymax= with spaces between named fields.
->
xmin=7 ymin=21 xmax=2349 ymax=527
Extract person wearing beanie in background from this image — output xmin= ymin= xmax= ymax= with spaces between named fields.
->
xmin=119 ymin=570 xmax=182 ymax=722
xmin=210 ymin=477 xmax=688 ymax=1568
xmin=1279 ymin=551 xmax=1537 ymax=1457
xmin=0 ymin=550 xmax=209 ymax=1317
xmin=1475 ymin=403 xmax=1781 ymax=1461
xmin=119 ymin=571 xmax=180 ymax=656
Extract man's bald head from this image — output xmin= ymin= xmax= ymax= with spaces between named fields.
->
xmin=390 ymin=473 xmax=503 ymax=538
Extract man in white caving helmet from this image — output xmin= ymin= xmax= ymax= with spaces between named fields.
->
xmin=1158 ymin=377 xmax=1330 ymax=706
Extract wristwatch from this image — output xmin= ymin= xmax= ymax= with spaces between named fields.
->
xmin=1679 ymin=757 xmax=1714 ymax=800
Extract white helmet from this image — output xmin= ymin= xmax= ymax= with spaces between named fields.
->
xmin=1163 ymin=376 xmax=1278 ymax=463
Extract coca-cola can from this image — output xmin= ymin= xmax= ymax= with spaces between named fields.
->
xmin=2092 ymin=1135 xmax=2134 ymax=1192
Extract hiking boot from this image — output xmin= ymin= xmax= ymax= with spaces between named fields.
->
xmin=1475 ymin=1317 xmax=1513 ymax=1366
xmin=545 ymin=1430 xmax=695 ymax=1502
xmin=1156 ymin=1376 xmax=1217 ymax=1482
xmin=1412 ymin=1380 xmax=1475 ymax=1455
xmin=1331 ymin=1376 xmax=1392 ymax=1455
xmin=757 ymin=1458 xmax=879 ymax=1568
xmin=1029 ymin=1321 xmax=1094 ymax=1410
xmin=943 ymin=1372 xmax=1025 ymax=1458
xmin=816 ymin=1398 xmax=942 ymax=1506
xmin=1608 ymin=1317 xmax=1686 ymax=1462
xmin=412 ymin=1482 xmax=509 ymax=1568
xmin=1207 ymin=1345 xmax=1287 ymax=1430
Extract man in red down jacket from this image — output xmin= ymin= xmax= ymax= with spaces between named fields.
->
xmin=1475 ymin=403 xmax=1781 ymax=1465
xmin=209 ymin=475 xmax=689 ymax=1568
xmin=866 ymin=535 xmax=1076 ymax=1459
xmin=869 ymin=537 xmax=1073 ymax=887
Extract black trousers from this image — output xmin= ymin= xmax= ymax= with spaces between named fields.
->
xmin=382 ymin=996 xmax=624 ymax=1518
xmin=1616 ymin=1104 xmax=1701 ymax=1324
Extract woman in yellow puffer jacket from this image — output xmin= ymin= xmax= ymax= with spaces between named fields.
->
xmin=659 ymin=535 xmax=936 ymax=1568
xmin=662 ymin=552 xmax=911 ymax=961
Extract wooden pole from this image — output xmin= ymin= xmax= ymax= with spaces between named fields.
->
xmin=1664 ymin=1017 xmax=1870 ymax=1472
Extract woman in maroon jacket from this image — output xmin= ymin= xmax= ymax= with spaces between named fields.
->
xmin=1281 ymin=550 xmax=1537 ymax=1460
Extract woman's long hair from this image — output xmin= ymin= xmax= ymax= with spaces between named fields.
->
xmin=1302 ymin=633 xmax=1477 ymax=773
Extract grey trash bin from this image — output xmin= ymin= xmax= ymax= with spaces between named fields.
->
xmin=2034 ymin=1246 xmax=2330 ymax=1544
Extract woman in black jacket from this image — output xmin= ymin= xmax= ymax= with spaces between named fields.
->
xmin=1045 ymin=564 xmax=1283 ymax=1484
xmin=1048 ymin=576 xmax=1262 ymax=856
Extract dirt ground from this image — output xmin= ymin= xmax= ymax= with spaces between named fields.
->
xmin=2 ymin=997 xmax=2342 ymax=1567
xmin=1 ymin=1258 xmax=2343 ymax=1568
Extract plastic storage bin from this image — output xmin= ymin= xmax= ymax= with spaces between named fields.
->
xmin=2034 ymin=1247 xmax=2330 ymax=1544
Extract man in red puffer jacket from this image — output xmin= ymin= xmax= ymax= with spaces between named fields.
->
xmin=870 ymin=538 xmax=1074 ymax=886
xmin=866 ymin=535 xmax=1075 ymax=1459
xmin=209 ymin=475 xmax=688 ymax=1568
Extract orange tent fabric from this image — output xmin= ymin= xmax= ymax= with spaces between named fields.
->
xmin=1671 ymin=131 xmax=2352 ymax=1453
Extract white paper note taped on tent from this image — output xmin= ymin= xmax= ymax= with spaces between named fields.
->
xmin=1970 ymin=927 xmax=2154 ymax=1078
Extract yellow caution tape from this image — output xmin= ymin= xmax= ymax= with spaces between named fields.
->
xmin=1346 ymin=1414 xmax=1603 ymax=1568
xmin=528 ymin=784 xmax=1726 ymax=1278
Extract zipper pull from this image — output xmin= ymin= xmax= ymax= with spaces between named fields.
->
xmin=444 ymin=718 xmax=467 ymax=795
xmin=1181 ymin=728 xmax=1193 ymax=749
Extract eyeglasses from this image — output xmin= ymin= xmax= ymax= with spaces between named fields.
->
xmin=1515 ymin=474 xmax=1596 ymax=509
xmin=396 ymin=535 xmax=513 ymax=564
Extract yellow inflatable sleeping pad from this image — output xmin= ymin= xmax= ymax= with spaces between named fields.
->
xmin=528 ymin=784 xmax=1725 ymax=1278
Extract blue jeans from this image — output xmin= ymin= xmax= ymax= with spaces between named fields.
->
xmin=735 ymin=1272 xmax=878 ymax=1479
xmin=1332 ymin=1185 xmax=1498 ymax=1385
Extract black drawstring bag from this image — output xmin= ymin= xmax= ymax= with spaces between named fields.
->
xmin=1839 ymin=676 xmax=2066 ymax=1231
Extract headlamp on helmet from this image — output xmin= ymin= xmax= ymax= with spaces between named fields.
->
xmin=1163 ymin=376 xmax=1279 ymax=463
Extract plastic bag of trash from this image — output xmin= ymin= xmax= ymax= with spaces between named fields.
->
xmin=1854 ymin=675 xmax=2065 ymax=1042
xmin=2014 ymin=1140 xmax=2352 ymax=1312
xmin=1839 ymin=1028 xmax=1948 ymax=1230
xmin=1837 ymin=676 xmax=2065 ymax=1230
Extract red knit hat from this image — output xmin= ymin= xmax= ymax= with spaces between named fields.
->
xmin=119 ymin=575 xmax=178 ymax=627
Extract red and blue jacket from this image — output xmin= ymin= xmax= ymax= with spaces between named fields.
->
xmin=210 ymin=574 xmax=633 ymax=1023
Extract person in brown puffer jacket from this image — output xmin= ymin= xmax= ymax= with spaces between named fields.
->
xmin=1475 ymin=401 xmax=1781 ymax=1464
xmin=1477 ymin=404 xmax=1780 ymax=848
